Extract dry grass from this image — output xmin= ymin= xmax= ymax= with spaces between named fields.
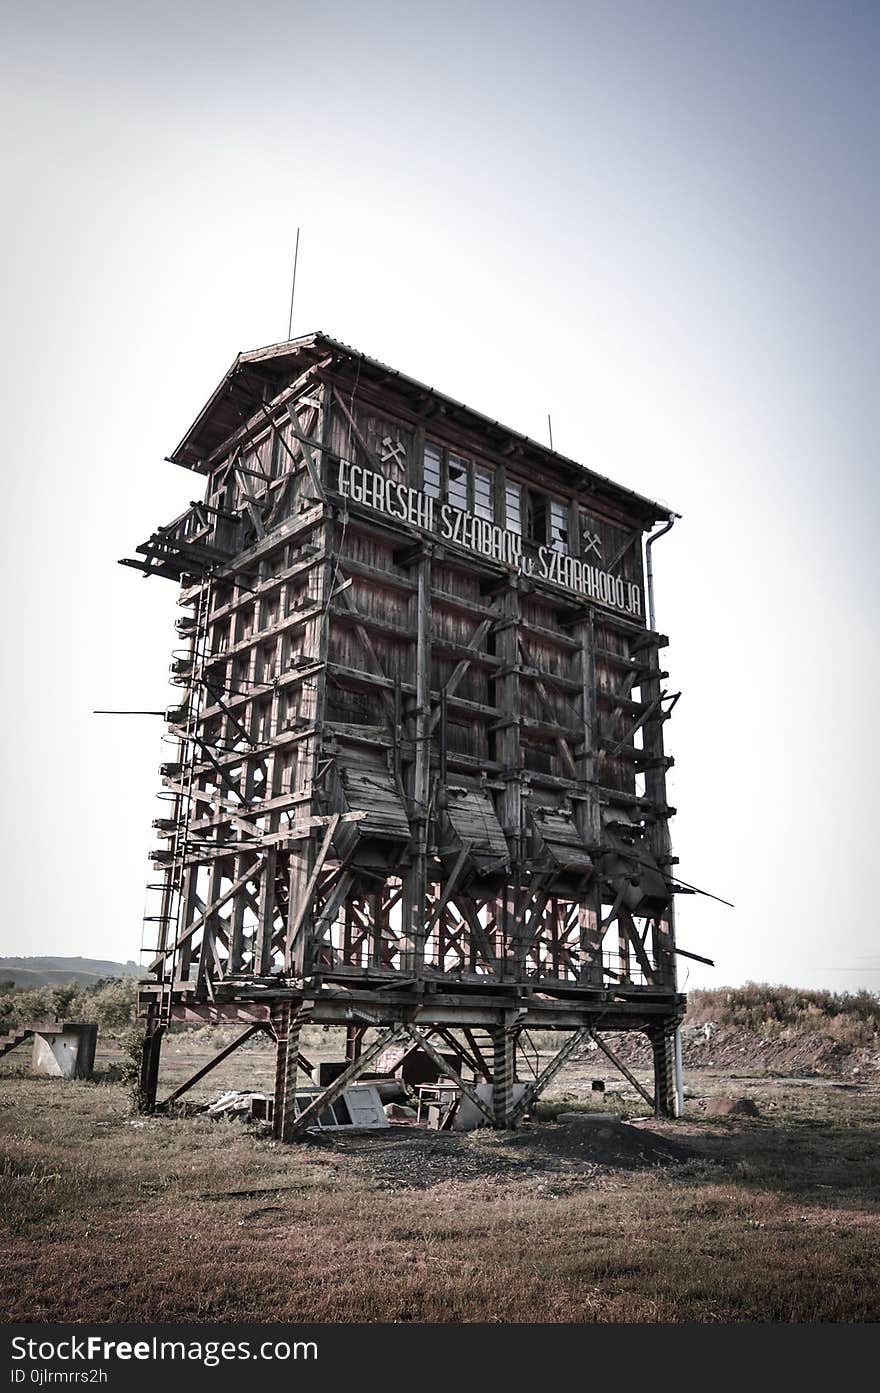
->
xmin=1 ymin=1035 xmax=879 ymax=1324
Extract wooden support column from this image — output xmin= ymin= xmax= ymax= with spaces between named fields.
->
xmin=254 ymin=846 xmax=277 ymax=976
xmin=402 ymin=547 xmax=432 ymax=975
xmin=648 ymin=1023 xmax=678 ymax=1118
xmin=175 ymin=864 xmax=201 ymax=983
xmin=345 ymin=1023 xmax=365 ymax=1061
xmin=272 ymin=1002 xmax=303 ymax=1142
xmin=577 ymin=887 xmax=604 ymax=987
xmin=573 ymin=610 xmax=605 ymax=986
xmin=288 ymin=505 xmax=333 ymax=977
xmin=495 ymin=578 xmax=523 ymax=970
xmin=137 ymin=1005 xmax=165 ymax=1114
xmin=491 ymin=1015 xmax=518 ymax=1129
xmin=196 ymin=858 xmax=224 ymax=995
xmin=573 ymin=609 xmax=601 ymax=847
xmin=640 ymin=633 xmax=676 ymax=990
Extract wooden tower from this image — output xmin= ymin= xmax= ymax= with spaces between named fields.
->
xmin=123 ymin=333 xmax=686 ymax=1136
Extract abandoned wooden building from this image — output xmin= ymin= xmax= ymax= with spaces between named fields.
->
xmin=122 ymin=332 xmax=688 ymax=1137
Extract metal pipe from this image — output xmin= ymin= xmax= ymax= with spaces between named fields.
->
xmin=645 ymin=514 xmax=677 ymax=631
xmin=673 ymin=1024 xmax=684 ymax=1118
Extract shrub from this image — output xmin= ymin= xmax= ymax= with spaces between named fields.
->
xmin=685 ymin=983 xmax=880 ymax=1046
xmin=0 ymin=977 xmax=139 ymax=1032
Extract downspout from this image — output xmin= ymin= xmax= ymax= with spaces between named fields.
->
xmin=645 ymin=514 xmax=676 ymax=632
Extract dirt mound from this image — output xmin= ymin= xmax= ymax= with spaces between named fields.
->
xmin=589 ymin=1028 xmax=880 ymax=1079
xmin=309 ymin=1119 xmax=701 ymax=1190
xmin=700 ymin=1096 xmax=760 ymax=1117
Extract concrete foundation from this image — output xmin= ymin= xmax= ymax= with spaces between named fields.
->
xmin=31 ymin=1024 xmax=97 ymax=1079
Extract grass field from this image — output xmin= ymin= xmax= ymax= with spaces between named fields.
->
xmin=1 ymin=1032 xmax=879 ymax=1323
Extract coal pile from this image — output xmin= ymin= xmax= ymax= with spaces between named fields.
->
xmin=308 ymin=1116 xmax=701 ymax=1191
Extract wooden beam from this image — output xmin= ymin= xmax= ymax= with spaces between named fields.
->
xmin=285 ymin=815 xmax=340 ymax=954
xmin=403 ymin=1025 xmax=495 ymax=1123
xmin=150 ymin=856 xmax=266 ymax=970
xmin=283 ymin=1025 xmax=404 ymax=1138
xmin=674 ymin=946 xmax=715 ymax=967
xmin=331 ymin=386 xmax=382 ymax=469
xmin=428 ymin=618 xmax=492 ymax=732
xmin=286 ymin=402 xmax=327 ymax=501
xmin=424 ymin=845 xmax=471 ymax=935
xmin=508 ymin=1026 xmax=592 ymax=1124
xmin=159 ymin=1023 xmax=268 ymax=1106
xmin=335 ymin=587 xmax=397 ymax=720
xmin=620 ymin=907 xmax=656 ymax=983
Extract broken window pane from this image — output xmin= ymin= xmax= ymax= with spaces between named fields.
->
xmin=474 ymin=466 xmax=494 ymax=521
xmin=448 ymin=453 xmax=469 ymax=511
xmin=549 ymin=498 xmax=569 ymax=554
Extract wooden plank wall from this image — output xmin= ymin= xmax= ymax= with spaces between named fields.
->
xmin=145 ymin=364 xmax=677 ymax=1009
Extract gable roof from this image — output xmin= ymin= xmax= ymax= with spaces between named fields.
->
xmin=168 ymin=331 xmax=676 ymax=524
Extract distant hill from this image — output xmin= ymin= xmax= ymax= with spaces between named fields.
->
xmin=0 ymin=956 xmax=140 ymax=988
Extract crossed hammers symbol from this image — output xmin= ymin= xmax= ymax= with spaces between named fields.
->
xmin=380 ymin=435 xmax=406 ymax=468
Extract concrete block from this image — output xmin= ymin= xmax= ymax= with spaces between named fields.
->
xmin=32 ymin=1024 xmax=97 ymax=1079
xmin=453 ymin=1082 xmax=529 ymax=1131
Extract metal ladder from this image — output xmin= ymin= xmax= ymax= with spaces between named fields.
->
xmin=140 ymin=577 xmax=213 ymax=1024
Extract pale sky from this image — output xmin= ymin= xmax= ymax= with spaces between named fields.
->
xmin=1 ymin=0 xmax=877 ymax=991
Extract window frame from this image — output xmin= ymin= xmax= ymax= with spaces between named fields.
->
xmin=421 ymin=442 xmax=496 ymax=523
xmin=521 ymin=486 xmax=572 ymax=555
xmin=504 ymin=480 xmax=523 ymax=536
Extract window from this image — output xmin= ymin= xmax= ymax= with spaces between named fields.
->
xmin=447 ymin=453 xmax=469 ymax=511
xmin=474 ymin=466 xmax=494 ymax=522
xmin=423 ymin=442 xmax=442 ymax=499
xmin=522 ymin=489 xmax=571 ymax=553
xmin=526 ymin=490 xmax=547 ymax=545
xmin=422 ymin=444 xmax=494 ymax=520
xmin=549 ymin=499 xmax=570 ymax=554
xmin=505 ymin=482 xmax=522 ymax=535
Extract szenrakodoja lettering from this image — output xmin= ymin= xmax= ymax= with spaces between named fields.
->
xmin=536 ymin=548 xmax=642 ymax=616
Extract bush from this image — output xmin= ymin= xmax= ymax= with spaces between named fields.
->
xmin=685 ymin=983 xmax=880 ymax=1046
xmin=0 ymin=976 xmax=139 ymax=1032
xmin=79 ymin=978 xmax=139 ymax=1029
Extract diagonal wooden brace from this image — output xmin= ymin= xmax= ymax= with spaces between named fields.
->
xmin=589 ymin=1030 xmax=656 ymax=1110
xmin=283 ymin=1025 xmax=404 ymax=1139
xmin=403 ymin=1025 xmax=495 ymax=1124
xmin=508 ymin=1026 xmax=593 ymax=1126
xmin=159 ymin=1023 xmax=269 ymax=1107
xmin=150 ymin=855 xmax=266 ymax=971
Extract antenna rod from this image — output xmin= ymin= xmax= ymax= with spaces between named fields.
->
xmin=547 ymin=413 xmax=553 ymax=450
xmin=287 ymin=227 xmax=300 ymax=340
